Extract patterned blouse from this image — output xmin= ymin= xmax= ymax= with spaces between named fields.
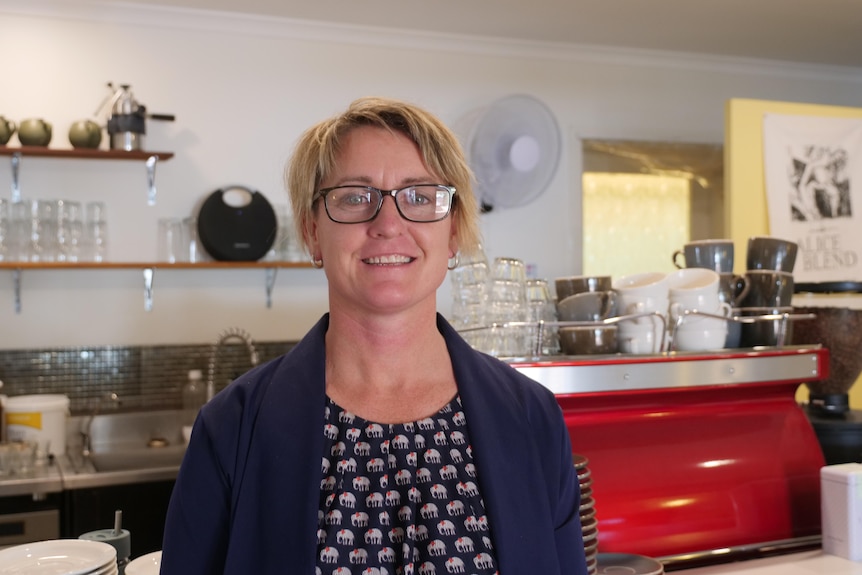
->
xmin=317 ymin=395 xmax=499 ymax=575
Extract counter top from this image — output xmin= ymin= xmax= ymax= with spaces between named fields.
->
xmin=0 ymin=456 xmax=179 ymax=497
xmin=0 ymin=461 xmax=63 ymax=498
xmin=676 ymin=550 xmax=862 ymax=573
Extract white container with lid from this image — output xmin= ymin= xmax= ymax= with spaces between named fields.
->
xmin=821 ymin=463 xmax=862 ymax=561
xmin=4 ymin=394 xmax=70 ymax=460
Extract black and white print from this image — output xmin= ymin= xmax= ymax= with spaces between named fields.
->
xmin=787 ymin=145 xmax=851 ymax=221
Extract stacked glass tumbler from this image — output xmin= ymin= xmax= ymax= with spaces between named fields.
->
xmin=449 ymin=249 xmax=491 ymax=349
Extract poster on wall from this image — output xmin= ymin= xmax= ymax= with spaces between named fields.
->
xmin=762 ymin=113 xmax=862 ymax=284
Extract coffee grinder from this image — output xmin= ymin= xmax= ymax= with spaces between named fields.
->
xmin=793 ymin=301 xmax=862 ymax=464
xmin=97 ymin=83 xmax=175 ymax=151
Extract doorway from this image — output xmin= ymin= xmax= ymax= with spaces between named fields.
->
xmin=582 ymin=139 xmax=724 ymax=277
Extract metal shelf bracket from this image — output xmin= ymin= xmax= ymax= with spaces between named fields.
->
xmin=265 ymin=267 xmax=277 ymax=308
xmin=12 ymin=268 xmax=21 ymax=313
xmin=145 ymin=155 xmax=158 ymax=206
xmin=143 ymin=267 xmax=154 ymax=311
xmin=10 ymin=152 xmax=21 ymax=202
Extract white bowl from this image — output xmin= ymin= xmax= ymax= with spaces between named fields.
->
xmin=126 ymin=550 xmax=161 ymax=575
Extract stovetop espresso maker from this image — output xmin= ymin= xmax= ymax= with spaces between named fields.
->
xmin=97 ymin=82 xmax=175 ymax=151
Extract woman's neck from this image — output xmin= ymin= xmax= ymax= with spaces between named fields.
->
xmin=323 ymin=307 xmax=457 ymax=423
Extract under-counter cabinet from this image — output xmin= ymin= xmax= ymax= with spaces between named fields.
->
xmin=62 ymin=479 xmax=175 ymax=557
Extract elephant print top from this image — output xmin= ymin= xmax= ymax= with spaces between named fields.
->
xmin=317 ymin=395 xmax=499 ymax=575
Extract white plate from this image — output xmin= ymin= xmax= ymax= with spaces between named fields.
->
xmin=0 ymin=539 xmax=116 ymax=575
xmin=88 ymin=562 xmax=118 ymax=575
xmin=125 ymin=551 xmax=161 ymax=575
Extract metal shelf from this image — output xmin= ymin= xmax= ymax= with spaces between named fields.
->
xmin=510 ymin=343 xmax=825 ymax=394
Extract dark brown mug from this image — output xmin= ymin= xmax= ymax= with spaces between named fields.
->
xmin=555 ymin=275 xmax=612 ymax=301
xmin=718 ymin=273 xmax=750 ymax=307
xmin=746 ymin=236 xmax=798 ymax=273
xmin=740 ymin=270 xmax=794 ymax=308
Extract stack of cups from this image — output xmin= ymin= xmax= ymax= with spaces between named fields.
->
xmin=56 ymin=200 xmax=84 ymax=262
xmin=15 ymin=199 xmax=56 ymax=262
xmin=612 ymin=272 xmax=668 ymax=354
xmin=85 ymin=202 xmax=108 ymax=262
xmin=738 ymin=236 xmax=798 ymax=347
xmin=449 ymin=249 xmax=491 ymax=349
xmin=666 ymin=268 xmax=730 ymax=351
xmin=0 ymin=199 xmax=106 ymax=263
xmin=526 ymin=278 xmax=560 ymax=356
xmin=0 ymin=199 xmax=10 ymax=262
xmin=486 ymin=257 xmax=529 ymax=357
xmin=672 ymin=238 xmax=748 ymax=347
xmin=554 ymin=275 xmax=618 ymax=356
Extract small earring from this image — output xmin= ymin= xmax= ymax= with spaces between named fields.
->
xmin=311 ymin=256 xmax=324 ymax=269
xmin=447 ymin=253 xmax=460 ymax=271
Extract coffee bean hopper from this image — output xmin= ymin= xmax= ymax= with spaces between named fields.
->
xmin=96 ymin=82 xmax=175 ymax=151
xmin=793 ymin=284 xmax=862 ymax=464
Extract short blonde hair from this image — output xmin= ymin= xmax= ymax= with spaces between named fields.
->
xmin=286 ymin=97 xmax=482 ymax=259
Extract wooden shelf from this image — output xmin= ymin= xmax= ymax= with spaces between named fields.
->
xmin=0 ymin=261 xmax=311 ymax=270
xmin=1 ymin=261 xmax=314 ymax=312
xmin=0 ymin=146 xmax=174 ymax=161
xmin=3 ymin=145 xmax=174 ymax=205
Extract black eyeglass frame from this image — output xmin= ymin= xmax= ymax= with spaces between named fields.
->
xmin=312 ymin=184 xmax=457 ymax=224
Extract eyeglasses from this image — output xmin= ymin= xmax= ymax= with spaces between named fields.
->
xmin=313 ymin=184 xmax=456 ymax=224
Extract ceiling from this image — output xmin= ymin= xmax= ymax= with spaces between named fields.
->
xmin=125 ymin=0 xmax=862 ymax=68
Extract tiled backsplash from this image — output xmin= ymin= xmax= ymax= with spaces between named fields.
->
xmin=0 ymin=341 xmax=297 ymax=415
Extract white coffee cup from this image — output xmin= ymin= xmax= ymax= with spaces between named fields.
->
xmin=673 ymin=322 xmax=728 ymax=352
xmin=613 ymin=271 xmax=668 ymax=296
xmin=666 ymin=268 xmax=720 ymax=298
xmin=669 ymin=299 xmax=731 ymax=325
xmin=617 ymin=316 xmax=667 ymax=354
xmin=613 ymin=272 xmax=669 ymax=326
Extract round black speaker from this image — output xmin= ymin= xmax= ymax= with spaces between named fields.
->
xmin=197 ymin=186 xmax=277 ymax=261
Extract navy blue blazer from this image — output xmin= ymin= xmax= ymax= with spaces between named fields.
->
xmin=161 ymin=314 xmax=587 ymax=574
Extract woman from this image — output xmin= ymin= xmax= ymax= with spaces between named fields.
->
xmin=160 ymin=97 xmax=587 ymax=574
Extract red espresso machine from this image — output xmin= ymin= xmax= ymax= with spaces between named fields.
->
xmin=511 ymin=344 xmax=829 ymax=567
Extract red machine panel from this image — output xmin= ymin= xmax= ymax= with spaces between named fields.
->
xmin=513 ymin=346 xmax=829 ymax=558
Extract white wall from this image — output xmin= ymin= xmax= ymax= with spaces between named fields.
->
xmin=1 ymin=1 xmax=861 ymax=349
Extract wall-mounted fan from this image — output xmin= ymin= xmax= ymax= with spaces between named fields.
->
xmin=458 ymin=94 xmax=562 ymax=212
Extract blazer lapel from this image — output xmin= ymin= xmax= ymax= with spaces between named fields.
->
xmin=440 ymin=316 xmax=561 ymax=574
xmin=246 ymin=315 xmax=329 ymax=573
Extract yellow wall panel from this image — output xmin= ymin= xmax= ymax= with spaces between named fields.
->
xmin=725 ymin=98 xmax=862 ymax=407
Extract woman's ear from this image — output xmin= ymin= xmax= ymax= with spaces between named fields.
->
xmin=304 ymin=217 xmax=320 ymax=259
xmin=448 ymin=212 xmax=459 ymax=258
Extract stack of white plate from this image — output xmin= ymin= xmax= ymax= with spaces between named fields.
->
xmin=0 ymin=539 xmax=118 ymax=575
xmin=126 ymin=550 xmax=162 ymax=575
xmin=574 ymin=453 xmax=599 ymax=575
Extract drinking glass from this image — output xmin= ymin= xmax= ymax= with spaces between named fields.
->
xmin=492 ymin=257 xmax=527 ymax=283
xmin=7 ymin=200 xmax=29 ymax=261
xmin=20 ymin=199 xmax=58 ymax=263
xmin=526 ymin=278 xmax=560 ymax=355
xmin=85 ymin=202 xmax=108 ymax=262
xmin=0 ymin=199 xmax=10 ymax=262
xmin=182 ymin=216 xmax=206 ymax=263
xmin=56 ymin=200 xmax=83 ymax=262
xmin=157 ymin=217 xmax=185 ymax=263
